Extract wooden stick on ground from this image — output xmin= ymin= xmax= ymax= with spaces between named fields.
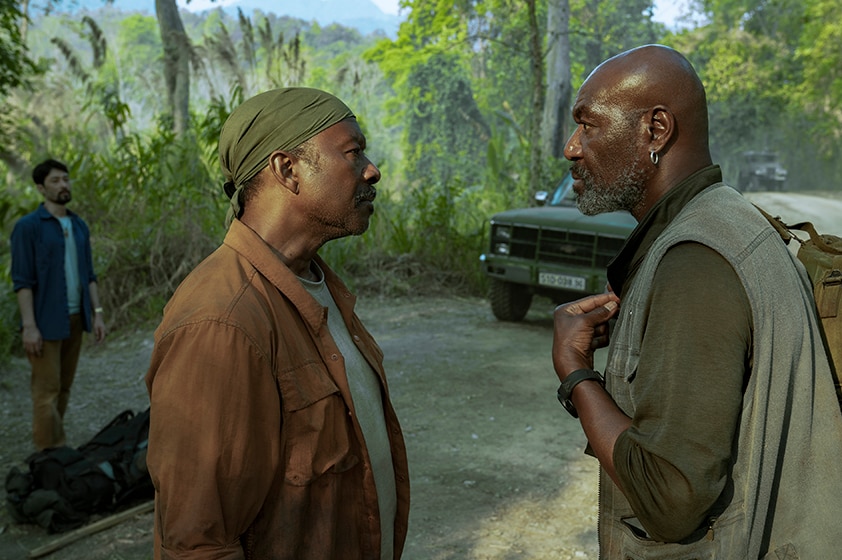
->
xmin=28 ymin=501 xmax=154 ymax=559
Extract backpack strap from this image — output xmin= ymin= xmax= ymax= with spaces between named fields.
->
xmin=754 ymin=203 xmax=842 ymax=256
xmin=754 ymin=204 xmax=796 ymax=244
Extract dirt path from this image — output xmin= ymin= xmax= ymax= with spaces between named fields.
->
xmin=744 ymin=191 xmax=842 ymax=235
xmin=0 ymin=295 xmax=602 ymax=560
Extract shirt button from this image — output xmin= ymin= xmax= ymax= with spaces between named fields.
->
xmin=344 ymin=292 xmax=351 ymax=298
xmin=331 ymin=354 xmax=338 ymax=361
xmin=353 ymin=334 xmax=360 ymax=342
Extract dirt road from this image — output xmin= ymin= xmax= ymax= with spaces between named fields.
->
xmin=1 ymin=190 xmax=838 ymax=559
xmin=744 ymin=191 xmax=842 ymax=236
xmin=0 ymin=295 xmax=601 ymax=560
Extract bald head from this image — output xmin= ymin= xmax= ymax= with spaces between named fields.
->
xmin=589 ymin=44 xmax=709 ymax=149
xmin=565 ymin=45 xmax=713 ymax=219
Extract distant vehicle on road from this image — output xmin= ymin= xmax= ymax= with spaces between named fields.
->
xmin=479 ymin=172 xmax=636 ymax=321
xmin=737 ymin=150 xmax=787 ymax=192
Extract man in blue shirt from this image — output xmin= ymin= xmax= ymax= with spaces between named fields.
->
xmin=10 ymin=159 xmax=107 ymax=450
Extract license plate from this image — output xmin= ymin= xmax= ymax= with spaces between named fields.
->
xmin=538 ymin=271 xmax=586 ymax=291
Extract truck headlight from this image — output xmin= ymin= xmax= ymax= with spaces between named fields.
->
xmin=494 ymin=242 xmax=510 ymax=255
xmin=493 ymin=225 xmax=513 ymax=241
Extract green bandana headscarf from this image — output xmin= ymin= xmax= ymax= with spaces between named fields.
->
xmin=218 ymin=87 xmax=355 ymax=223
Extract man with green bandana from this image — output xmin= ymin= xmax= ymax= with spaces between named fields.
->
xmin=145 ymin=88 xmax=410 ymax=560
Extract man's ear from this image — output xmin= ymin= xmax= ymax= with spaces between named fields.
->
xmin=648 ymin=106 xmax=674 ymax=153
xmin=268 ymin=150 xmax=299 ymax=194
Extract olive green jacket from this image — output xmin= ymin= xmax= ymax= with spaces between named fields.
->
xmin=600 ymin=184 xmax=842 ymax=559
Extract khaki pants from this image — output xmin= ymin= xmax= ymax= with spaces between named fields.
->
xmin=28 ymin=314 xmax=84 ymax=450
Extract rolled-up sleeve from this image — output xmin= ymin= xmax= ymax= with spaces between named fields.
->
xmin=613 ymin=242 xmax=751 ymax=542
xmin=146 ymin=321 xmax=281 ymax=559
xmin=10 ymin=219 xmax=37 ymax=292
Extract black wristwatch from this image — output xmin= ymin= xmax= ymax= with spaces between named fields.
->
xmin=557 ymin=368 xmax=605 ymax=418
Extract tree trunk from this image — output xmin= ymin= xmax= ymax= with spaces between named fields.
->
xmin=525 ymin=0 xmax=545 ymax=196
xmin=19 ymin=0 xmax=30 ymax=42
xmin=155 ymin=0 xmax=190 ymax=136
xmin=542 ymin=0 xmax=572 ymax=160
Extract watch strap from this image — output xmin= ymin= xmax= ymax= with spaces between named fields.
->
xmin=557 ymin=368 xmax=604 ymax=418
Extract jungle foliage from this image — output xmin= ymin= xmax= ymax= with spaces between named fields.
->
xmin=1 ymin=0 xmax=842 ymax=363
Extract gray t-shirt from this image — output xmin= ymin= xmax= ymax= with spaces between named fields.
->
xmin=58 ymin=216 xmax=81 ymax=314
xmin=300 ymin=263 xmax=397 ymax=559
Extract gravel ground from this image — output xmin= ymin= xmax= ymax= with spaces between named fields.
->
xmin=2 ymin=191 xmax=836 ymax=559
xmin=0 ymin=295 xmax=603 ymax=560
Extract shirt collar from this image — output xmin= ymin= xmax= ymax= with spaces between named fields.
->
xmin=36 ymin=203 xmax=77 ymax=220
xmin=607 ymin=165 xmax=723 ymax=298
xmin=222 ymin=220 xmax=357 ymax=335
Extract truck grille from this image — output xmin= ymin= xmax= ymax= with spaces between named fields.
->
xmin=507 ymin=225 xmax=625 ymax=268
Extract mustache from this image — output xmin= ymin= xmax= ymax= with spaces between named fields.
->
xmin=570 ymin=162 xmax=588 ymax=180
xmin=354 ymin=186 xmax=377 ymax=205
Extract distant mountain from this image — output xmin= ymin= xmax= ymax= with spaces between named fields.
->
xmin=219 ymin=0 xmax=401 ymax=36
xmin=63 ymin=0 xmax=402 ymax=36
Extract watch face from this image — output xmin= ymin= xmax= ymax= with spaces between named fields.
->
xmin=557 ymin=386 xmax=579 ymax=418
xmin=561 ymin=398 xmax=579 ymax=418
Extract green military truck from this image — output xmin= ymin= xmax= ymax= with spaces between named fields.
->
xmin=737 ymin=151 xmax=788 ymax=192
xmin=480 ymin=173 xmax=637 ymax=321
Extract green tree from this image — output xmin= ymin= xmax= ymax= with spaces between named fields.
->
xmin=669 ymin=0 xmax=842 ymax=189
xmin=542 ymin=0 xmax=573 ymax=160
xmin=570 ymin=0 xmax=663 ymax=77
xmin=114 ymin=13 xmax=164 ymax=124
xmin=793 ymin=0 xmax=842 ymax=162
xmin=156 ymin=0 xmax=191 ymax=135
xmin=404 ymin=51 xmax=489 ymax=190
xmin=0 ymin=0 xmax=42 ymax=174
xmin=371 ymin=0 xmax=665 ymax=200
xmin=0 ymin=0 xmax=39 ymax=96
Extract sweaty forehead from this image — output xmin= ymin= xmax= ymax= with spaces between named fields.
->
xmin=575 ymin=64 xmax=648 ymax=114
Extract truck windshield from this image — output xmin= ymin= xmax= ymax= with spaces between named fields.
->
xmin=548 ymin=172 xmax=577 ymax=207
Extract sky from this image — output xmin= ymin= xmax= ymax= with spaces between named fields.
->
xmin=179 ymin=0 xmax=690 ymax=28
xmin=370 ymin=0 xmax=689 ymax=26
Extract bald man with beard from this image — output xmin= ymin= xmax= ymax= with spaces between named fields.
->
xmin=551 ymin=45 xmax=842 ymax=558
xmin=145 ymin=88 xmax=409 ymax=560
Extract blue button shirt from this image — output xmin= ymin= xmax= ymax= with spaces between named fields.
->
xmin=10 ymin=204 xmax=97 ymax=340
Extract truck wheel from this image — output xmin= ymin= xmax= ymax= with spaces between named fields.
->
xmin=489 ymin=279 xmax=533 ymax=322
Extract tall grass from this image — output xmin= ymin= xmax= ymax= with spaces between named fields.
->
xmin=0 ymin=8 xmax=525 ymax=364
xmin=0 ymin=122 xmax=509 ymax=365
xmin=0 ymin=123 xmax=225 ymax=361
xmin=321 ymin=178 xmax=498 ymax=299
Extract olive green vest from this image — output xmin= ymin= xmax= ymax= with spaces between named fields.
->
xmin=599 ymin=184 xmax=842 ymax=559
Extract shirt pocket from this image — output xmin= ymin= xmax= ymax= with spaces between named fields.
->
xmin=276 ymin=361 xmax=359 ymax=486
xmin=36 ymin=238 xmax=60 ymax=273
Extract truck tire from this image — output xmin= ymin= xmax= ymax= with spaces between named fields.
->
xmin=489 ymin=279 xmax=533 ymax=322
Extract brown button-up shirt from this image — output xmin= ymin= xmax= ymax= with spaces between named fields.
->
xmin=145 ymin=219 xmax=410 ymax=559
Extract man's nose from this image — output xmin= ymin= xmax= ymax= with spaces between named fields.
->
xmin=564 ymin=130 xmax=581 ymax=161
xmin=364 ymin=160 xmax=381 ymax=184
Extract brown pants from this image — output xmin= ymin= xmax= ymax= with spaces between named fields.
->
xmin=28 ymin=314 xmax=84 ymax=450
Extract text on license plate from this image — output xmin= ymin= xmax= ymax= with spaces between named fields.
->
xmin=538 ymin=272 xmax=586 ymax=291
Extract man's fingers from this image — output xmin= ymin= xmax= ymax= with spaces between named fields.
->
xmin=560 ymin=293 xmax=620 ymax=316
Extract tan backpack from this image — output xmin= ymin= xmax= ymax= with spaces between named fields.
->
xmin=756 ymin=206 xmax=842 ymax=407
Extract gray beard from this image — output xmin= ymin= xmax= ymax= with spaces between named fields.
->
xmin=576 ymin=163 xmax=646 ymax=216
